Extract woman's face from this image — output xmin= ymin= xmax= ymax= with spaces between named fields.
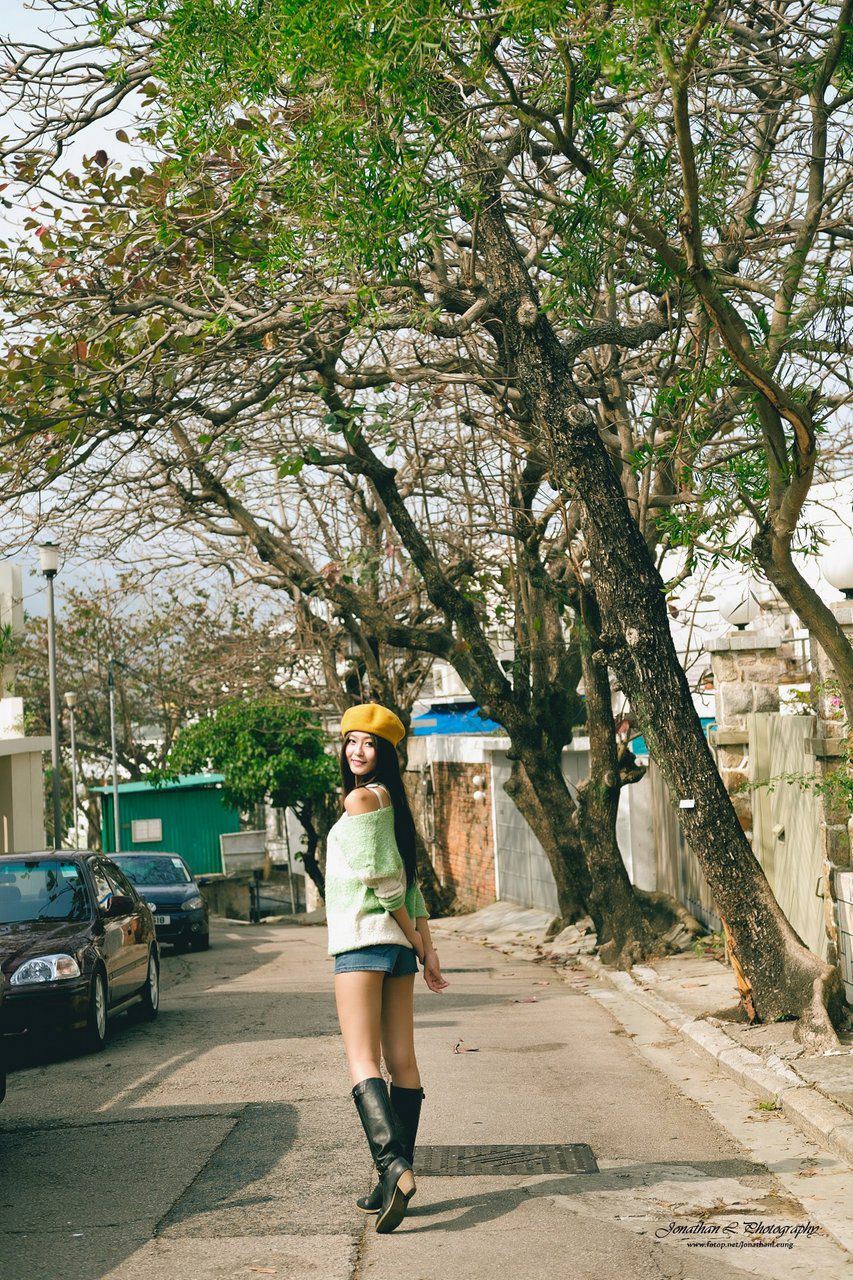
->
xmin=345 ymin=731 xmax=377 ymax=779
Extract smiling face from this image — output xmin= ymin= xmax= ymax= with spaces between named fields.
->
xmin=344 ymin=730 xmax=378 ymax=780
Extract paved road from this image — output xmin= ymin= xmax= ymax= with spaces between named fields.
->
xmin=1 ymin=920 xmax=851 ymax=1280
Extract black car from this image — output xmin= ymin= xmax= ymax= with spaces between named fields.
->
xmin=0 ymin=971 xmax=6 ymax=1102
xmin=0 ymin=852 xmax=160 ymax=1052
xmin=111 ymin=853 xmax=210 ymax=952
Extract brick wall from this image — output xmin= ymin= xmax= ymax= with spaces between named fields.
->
xmin=431 ymin=761 xmax=495 ymax=910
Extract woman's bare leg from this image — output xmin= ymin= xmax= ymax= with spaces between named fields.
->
xmin=380 ymin=973 xmax=421 ymax=1088
xmin=334 ymin=971 xmax=385 ymax=1085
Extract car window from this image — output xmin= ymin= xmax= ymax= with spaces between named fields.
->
xmin=0 ymin=860 xmax=92 ymax=924
xmin=112 ymin=855 xmax=192 ymax=886
xmin=88 ymin=860 xmax=115 ymax=911
xmin=105 ymin=862 xmax=140 ymax=901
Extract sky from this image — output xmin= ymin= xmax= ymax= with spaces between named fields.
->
xmin=2 ymin=5 xmax=173 ymax=616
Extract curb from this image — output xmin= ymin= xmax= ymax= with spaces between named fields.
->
xmin=578 ymin=955 xmax=853 ymax=1169
xmin=210 ymin=911 xmax=326 ymax=927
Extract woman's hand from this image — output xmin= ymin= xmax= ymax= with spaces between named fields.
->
xmin=411 ymin=933 xmax=426 ymax=964
xmin=422 ymin=947 xmax=449 ymax=993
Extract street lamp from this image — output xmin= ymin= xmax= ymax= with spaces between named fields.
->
xmin=64 ymin=691 xmax=79 ymax=849
xmin=820 ymin=536 xmax=853 ymax=600
xmin=108 ymin=656 xmax=121 ymax=854
xmin=718 ymin=585 xmax=760 ymax=630
xmin=38 ymin=541 xmax=62 ymax=848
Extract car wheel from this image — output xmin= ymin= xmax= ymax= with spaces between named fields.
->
xmin=191 ymin=933 xmax=210 ymax=952
xmin=81 ymin=969 xmax=108 ymax=1053
xmin=138 ymin=950 xmax=160 ymax=1020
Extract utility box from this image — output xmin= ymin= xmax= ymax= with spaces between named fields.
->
xmin=94 ymin=773 xmax=239 ymax=876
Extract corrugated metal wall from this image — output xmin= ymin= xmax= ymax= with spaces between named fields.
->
xmin=650 ymin=713 xmax=829 ymax=950
xmin=100 ymin=785 xmax=238 ymax=875
xmin=486 ymin=743 xmax=654 ymax=915
xmin=650 ymin=759 xmax=721 ymax=931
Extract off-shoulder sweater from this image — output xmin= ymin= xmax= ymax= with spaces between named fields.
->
xmin=325 ymin=804 xmax=429 ymax=956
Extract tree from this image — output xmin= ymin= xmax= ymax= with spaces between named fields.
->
xmin=0 ymin=1 xmax=848 ymax=1034
xmin=0 ymin=159 xmax=673 ymax=953
xmin=129 ymin=0 xmax=846 ymax=1041
xmin=164 ymin=696 xmax=339 ymax=898
xmin=15 ymin=575 xmax=297 ymax=845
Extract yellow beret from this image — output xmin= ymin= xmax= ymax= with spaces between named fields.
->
xmin=341 ymin=703 xmax=406 ymax=747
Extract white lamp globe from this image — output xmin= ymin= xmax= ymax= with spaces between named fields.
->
xmin=38 ymin=541 xmax=61 ymax=576
xmin=718 ymin=586 xmax=760 ymax=630
xmin=821 ymin=537 xmax=853 ymax=599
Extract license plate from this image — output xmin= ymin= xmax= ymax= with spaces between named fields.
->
xmin=153 ymin=914 xmax=170 ymax=925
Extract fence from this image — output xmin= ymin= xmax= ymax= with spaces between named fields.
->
xmin=649 ymin=759 xmax=721 ymax=932
xmin=640 ymin=713 xmax=831 ymax=956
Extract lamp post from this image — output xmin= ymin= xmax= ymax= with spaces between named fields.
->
xmin=108 ymin=656 xmax=121 ymax=853
xmin=64 ymin=691 xmax=79 ymax=849
xmin=717 ymin=584 xmax=760 ymax=631
xmin=38 ymin=541 xmax=62 ymax=849
xmin=820 ymin=536 xmax=853 ymax=599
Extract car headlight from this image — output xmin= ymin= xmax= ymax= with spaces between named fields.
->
xmin=184 ymin=895 xmax=204 ymax=910
xmin=11 ymin=954 xmax=82 ymax=985
xmin=146 ymin=901 xmax=158 ymax=912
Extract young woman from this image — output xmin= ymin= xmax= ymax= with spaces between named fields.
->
xmin=325 ymin=702 xmax=449 ymax=1234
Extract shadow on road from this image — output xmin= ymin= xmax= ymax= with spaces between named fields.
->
xmin=402 ymin=1157 xmax=769 ymax=1234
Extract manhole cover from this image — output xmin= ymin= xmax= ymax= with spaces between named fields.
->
xmin=415 ymin=1144 xmax=598 ymax=1175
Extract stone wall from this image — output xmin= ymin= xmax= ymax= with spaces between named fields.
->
xmin=809 ymin=600 xmax=853 ymax=875
xmin=706 ymin=609 xmax=853 ymax=990
xmin=706 ymin=631 xmax=803 ymax=834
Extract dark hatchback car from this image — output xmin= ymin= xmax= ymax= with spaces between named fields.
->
xmin=0 ymin=971 xmax=6 ymax=1102
xmin=111 ymin=853 xmax=210 ymax=952
xmin=0 ymin=852 xmax=160 ymax=1052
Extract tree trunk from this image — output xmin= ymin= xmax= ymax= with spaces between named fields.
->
xmin=295 ymin=795 xmax=338 ymax=900
xmin=413 ymin=823 xmax=456 ymax=917
xmin=300 ymin=833 xmax=326 ymax=901
xmin=476 ymin=200 xmax=845 ymax=1046
xmin=503 ymin=753 xmax=590 ymax=922
xmin=399 ymin=741 xmax=457 ymax=916
xmin=752 ymin=521 xmax=853 ymax=723
xmin=573 ymin=426 xmax=844 ymax=1045
xmin=575 ymin=603 xmax=659 ymax=968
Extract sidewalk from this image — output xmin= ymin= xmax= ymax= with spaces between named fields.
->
xmin=431 ymin=903 xmax=853 ymax=1168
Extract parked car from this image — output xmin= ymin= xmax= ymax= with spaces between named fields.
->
xmin=111 ymin=852 xmax=210 ymax=952
xmin=0 ymin=852 xmax=160 ymax=1052
xmin=0 ymin=971 xmax=6 ymax=1102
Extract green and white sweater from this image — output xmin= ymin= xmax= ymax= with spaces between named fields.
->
xmin=325 ymin=804 xmax=428 ymax=956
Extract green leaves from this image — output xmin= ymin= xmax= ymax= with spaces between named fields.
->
xmin=165 ymin=695 xmax=338 ymax=811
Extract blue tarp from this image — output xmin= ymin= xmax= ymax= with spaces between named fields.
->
xmin=412 ymin=705 xmax=716 ymax=754
xmin=412 ymin=704 xmax=503 ymax=735
xmin=630 ymin=718 xmax=716 ymax=757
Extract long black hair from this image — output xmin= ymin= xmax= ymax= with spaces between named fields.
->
xmin=340 ymin=733 xmax=418 ymax=888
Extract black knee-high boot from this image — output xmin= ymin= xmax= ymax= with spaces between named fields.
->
xmin=356 ymin=1085 xmax=424 ymax=1215
xmin=351 ymin=1077 xmax=416 ymax=1233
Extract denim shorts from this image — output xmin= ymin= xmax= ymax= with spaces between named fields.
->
xmin=334 ymin=943 xmax=418 ymax=976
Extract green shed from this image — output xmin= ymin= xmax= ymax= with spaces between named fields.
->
xmin=94 ymin=774 xmax=240 ymax=876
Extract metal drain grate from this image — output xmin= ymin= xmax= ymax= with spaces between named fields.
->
xmin=415 ymin=1144 xmax=598 ymax=1175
